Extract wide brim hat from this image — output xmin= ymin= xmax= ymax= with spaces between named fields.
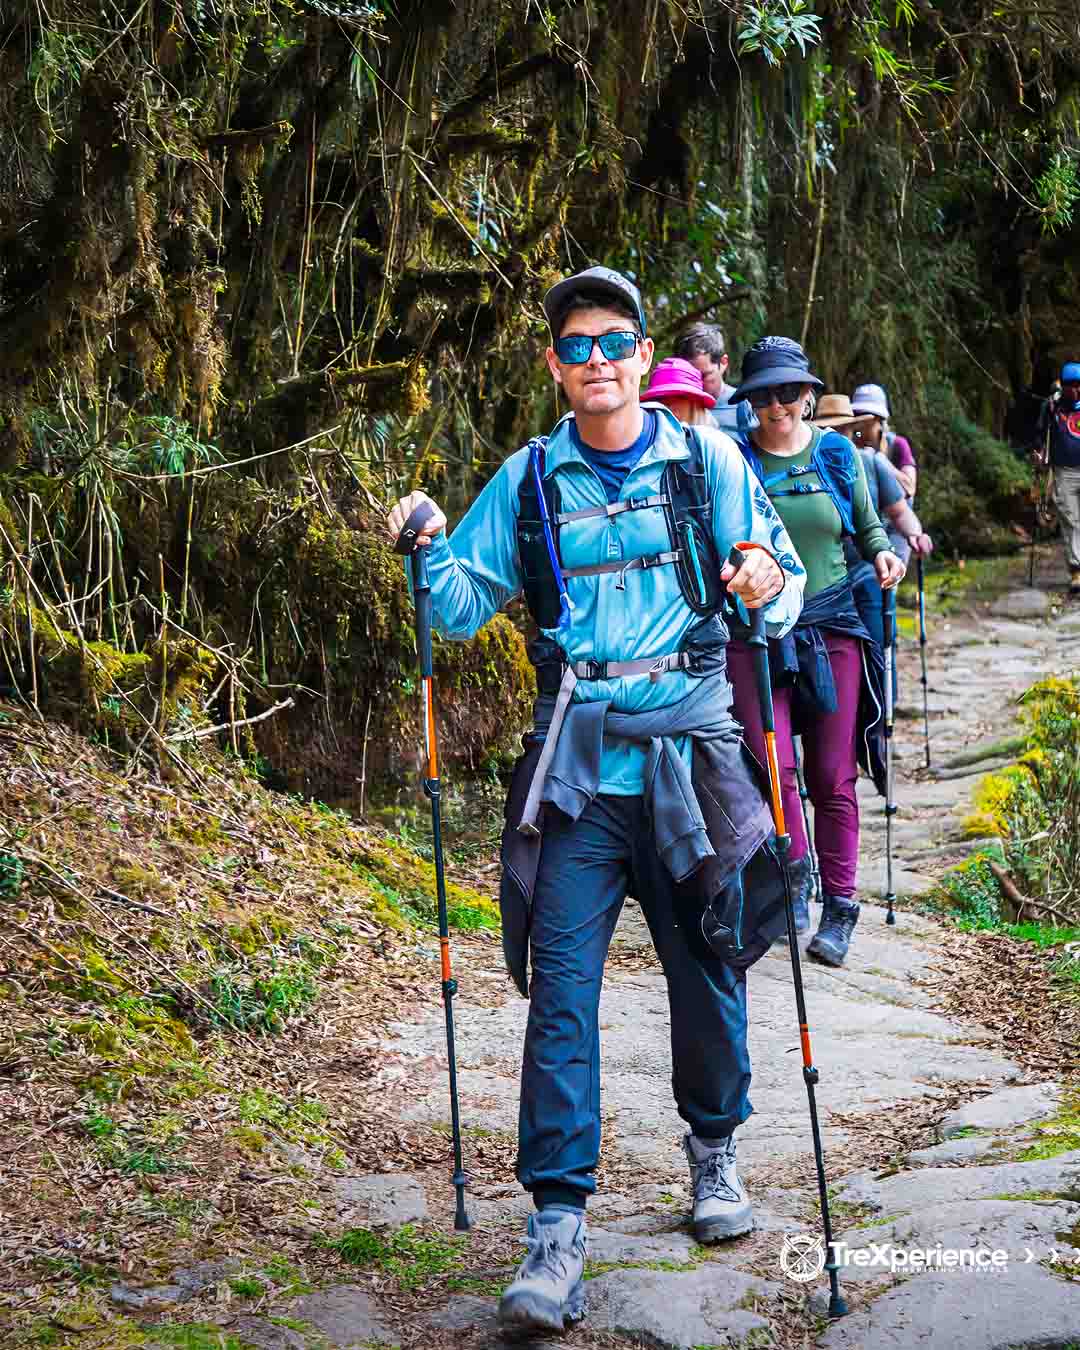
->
xmin=813 ymin=394 xmax=875 ymax=429
xmin=642 ymin=357 xmax=716 ymax=408
xmin=543 ymin=266 xmax=647 ymax=338
xmin=729 ymin=335 xmax=824 ymax=402
xmin=850 ymin=383 xmax=890 ymax=420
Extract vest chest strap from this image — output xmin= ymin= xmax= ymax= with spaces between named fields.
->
xmin=561 ymin=550 xmax=681 ymax=588
xmin=556 ymin=494 xmax=668 ymax=524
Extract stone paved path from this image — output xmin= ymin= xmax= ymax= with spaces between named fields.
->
xmin=155 ymin=561 xmax=1080 ymax=1349
xmin=357 ymin=566 xmax=1080 ymax=1348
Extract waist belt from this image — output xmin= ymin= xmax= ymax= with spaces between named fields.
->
xmin=562 ymin=551 xmax=681 ymax=590
xmin=568 ymin=651 xmax=694 ymax=681
xmin=519 ymin=649 xmax=696 ymax=836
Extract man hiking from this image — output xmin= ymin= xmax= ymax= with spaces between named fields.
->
xmin=387 ymin=266 xmax=805 ymax=1336
xmin=675 ymin=322 xmax=738 ymax=424
xmin=814 ymin=394 xmax=933 ymax=653
xmin=1036 ymin=362 xmax=1080 ymax=593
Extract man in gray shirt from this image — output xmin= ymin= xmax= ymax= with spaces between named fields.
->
xmin=675 ymin=323 xmax=737 ymax=423
xmin=814 ymin=395 xmax=932 ymax=659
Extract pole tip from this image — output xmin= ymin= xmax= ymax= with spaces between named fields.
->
xmin=886 ymin=910 xmax=896 ymax=926
xmin=828 ymin=1294 xmax=849 ymax=1319
xmin=454 ymin=1210 xmax=471 ymax=1232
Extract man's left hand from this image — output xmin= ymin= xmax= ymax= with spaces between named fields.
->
xmin=720 ymin=546 xmax=785 ymax=608
xmin=875 ymin=550 xmax=907 ymax=589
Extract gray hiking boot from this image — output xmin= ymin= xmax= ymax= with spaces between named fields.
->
xmin=684 ymin=1132 xmax=753 ymax=1241
xmin=497 ymin=1209 xmax=587 ymax=1333
xmin=808 ymin=894 xmax=860 ymax=966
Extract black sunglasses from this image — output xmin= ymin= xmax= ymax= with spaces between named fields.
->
xmin=747 ymin=382 xmax=804 ymax=409
xmin=555 ymin=331 xmax=640 ymax=365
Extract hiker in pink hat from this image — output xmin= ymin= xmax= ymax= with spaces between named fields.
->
xmin=643 ymin=356 xmax=715 ymax=426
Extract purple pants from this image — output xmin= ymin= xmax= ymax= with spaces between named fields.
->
xmin=727 ymin=633 xmax=862 ymax=899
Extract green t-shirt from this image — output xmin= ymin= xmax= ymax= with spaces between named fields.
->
xmin=756 ymin=428 xmax=890 ymax=598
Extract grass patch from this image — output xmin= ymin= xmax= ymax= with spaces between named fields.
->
xmin=323 ymin=1224 xmax=466 ymax=1290
xmin=1015 ymin=1090 xmax=1080 ymax=1163
xmin=146 ymin=1327 xmax=251 ymax=1349
xmin=990 ymin=1191 xmax=1066 ymax=1201
xmin=227 ymin=1275 xmax=265 ymax=1297
xmin=583 ymin=1254 xmax=702 ymax=1280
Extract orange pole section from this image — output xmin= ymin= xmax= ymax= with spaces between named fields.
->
xmin=763 ymin=731 xmax=787 ymax=835
xmin=423 ymin=677 xmax=438 ymax=779
xmin=800 ymin=1023 xmax=812 ymax=1067
xmin=440 ymin=935 xmax=452 ymax=983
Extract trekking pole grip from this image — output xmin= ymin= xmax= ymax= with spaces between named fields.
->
xmin=882 ymin=584 xmax=897 ymax=652
xmin=395 ymin=501 xmax=437 ymax=678
xmin=728 ymin=546 xmax=773 ymax=733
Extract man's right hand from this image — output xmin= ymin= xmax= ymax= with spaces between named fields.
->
xmin=387 ymin=491 xmax=447 ymax=549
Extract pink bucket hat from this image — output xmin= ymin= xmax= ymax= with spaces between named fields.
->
xmin=643 ymin=357 xmax=716 ymax=408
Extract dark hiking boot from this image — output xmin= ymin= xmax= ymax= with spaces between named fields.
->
xmin=684 ymin=1132 xmax=754 ymax=1241
xmin=807 ymin=895 xmax=860 ymax=966
xmin=776 ymin=855 xmax=813 ymax=940
xmin=498 ymin=1210 xmax=587 ymax=1333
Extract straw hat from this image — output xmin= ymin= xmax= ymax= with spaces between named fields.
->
xmin=814 ymin=394 xmax=875 ymax=430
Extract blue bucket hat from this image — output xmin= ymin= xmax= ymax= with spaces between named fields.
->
xmin=729 ymin=336 xmax=824 ymax=402
xmin=1061 ymin=361 xmax=1080 ymax=384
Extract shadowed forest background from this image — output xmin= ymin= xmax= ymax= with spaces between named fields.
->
xmin=2 ymin=0 xmax=1079 ymax=804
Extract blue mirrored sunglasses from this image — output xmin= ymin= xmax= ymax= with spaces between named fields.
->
xmin=555 ymin=331 xmax=640 ymax=365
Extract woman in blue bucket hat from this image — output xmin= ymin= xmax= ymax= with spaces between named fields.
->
xmin=724 ymin=337 xmax=906 ymax=966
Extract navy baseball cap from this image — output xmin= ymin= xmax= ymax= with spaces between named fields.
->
xmin=543 ymin=267 xmax=647 ymax=339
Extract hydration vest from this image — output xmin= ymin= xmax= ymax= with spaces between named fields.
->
xmin=515 ymin=426 xmax=724 ymax=631
xmin=736 ymin=431 xmax=859 ymax=538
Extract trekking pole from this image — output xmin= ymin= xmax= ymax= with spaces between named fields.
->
xmin=882 ymin=585 xmax=898 ymax=928
xmin=395 ymin=502 xmax=470 ymax=1232
xmin=732 ymin=548 xmax=847 ymax=1319
xmin=916 ymin=558 xmax=930 ymax=770
xmin=793 ymin=737 xmax=820 ymax=902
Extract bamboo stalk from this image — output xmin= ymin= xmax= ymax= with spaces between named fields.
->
xmin=800 ymin=183 xmax=827 ymax=351
xmin=158 ymin=554 xmax=168 ymax=733
xmin=25 ymin=498 xmax=38 ymax=713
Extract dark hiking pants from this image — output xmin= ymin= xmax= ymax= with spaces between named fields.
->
xmin=516 ymin=793 xmax=752 ymax=1208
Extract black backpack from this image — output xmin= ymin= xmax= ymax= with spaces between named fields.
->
xmin=515 ymin=425 xmax=725 ymax=629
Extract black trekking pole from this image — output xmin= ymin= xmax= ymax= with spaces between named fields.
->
xmin=395 ymin=502 xmax=470 ymax=1232
xmin=733 ymin=549 xmax=847 ymax=1318
xmin=793 ymin=737 xmax=820 ymax=902
xmin=916 ymin=558 xmax=930 ymax=770
xmin=882 ymin=585 xmax=898 ymax=927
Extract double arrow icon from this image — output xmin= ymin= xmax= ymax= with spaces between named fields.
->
xmin=1024 ymin=1248 xmax=1070 ymax=1263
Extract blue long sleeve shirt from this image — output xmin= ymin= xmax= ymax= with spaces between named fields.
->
xmin=416 ymin=403 xmax=805 ymax=793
